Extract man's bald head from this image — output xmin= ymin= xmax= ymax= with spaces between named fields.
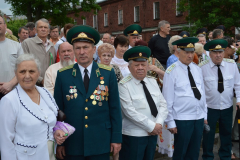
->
xmin=59 ymin=42 xmax=75 ymax=66
xmin=102 ymin=33 xmax=111 ymax=43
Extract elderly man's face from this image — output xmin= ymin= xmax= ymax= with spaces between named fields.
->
xmin=18 ymin=29 xmax=29 ymax=42
xmin=74 ymin=42 xmax=96 ymax=67
xmin=36 ymin=21 xmax=49 ymax=39
xmin=59 ymin=42 xmax=74 ymax=62
xmin=178 ymin=49 xmax=195 ymax=65
xmin=129 ymin=35 xmax=139 ymax=47
xmin=209 ymin=51 xmax=224 ymax=65
xmin=102 ymin=34 xmax=111 ymax=43
xmin=16 ymin=61 xmax=40 ymax=91
xmin=50 ymin=28 xmax=59 ymax=39
xmin=198 ymin=37 xmax=206 ymax=45
xmin=128 ymin=61 xmax=148 ymax=80
xmin=0 ymin=17 xmax=6 ymax=36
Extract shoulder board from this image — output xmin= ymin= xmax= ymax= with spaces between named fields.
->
xmin=59 ymin=64 xmax=74 ymax=72
xmin=98 ymin=63 xmax=112 ymax=71
xmin=166 ymin=63 xmax=176 ymax=74
xmin=119 ymin=75 xmax=132 ymax=84
xmin=223 ymin=58 xmax=235 ymax=63
xmin=198 ymin=60 xmax=209 ymax=67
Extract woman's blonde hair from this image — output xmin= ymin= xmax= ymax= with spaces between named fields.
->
xmin=168 ymin=35 xmax=182 ymax=54
xmin=194 ymin=43 xmax=203 ymax=56
xmin=98 ymin=43 xmax=115 ymax=57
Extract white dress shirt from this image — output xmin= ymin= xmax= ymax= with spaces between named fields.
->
xmin=118 ymin=74 xmax=168 ymax=137
xmin=111 ymin=55 xmax=130 ymax=77
xmin=200 ymin=58 xmax=240 ymax=110
xmin=78 ymin=62 xmax=93 ymax=80
xmin=163 ymin=60 xmax=208 ymax=129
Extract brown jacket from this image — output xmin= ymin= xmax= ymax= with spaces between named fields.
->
xmin=21 ymin=36 xmax=56 ymax=84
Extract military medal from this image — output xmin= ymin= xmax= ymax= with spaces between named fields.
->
xmin=92 ymin=100 xmax=97 ymax=105
xmin=94 ymin=90 xmax=97 ymax=94
xmin=96 ymin=96 xmax=100 ymax=100
xmin=90 ymin=95 xmax=94 ymax=99
xmin=73 ymin=86 xmax=77 ymax=93
xmin=69 ymin=86 xmax=74 ymax=94
xmin=74 ymin=93 xmax=78 ymax=99
xmin=100 ymin=77 xmax=104 ymax=84
xmin=98 ymin=102 xmax=102 ymax=106
xmin=70 ymin=95 xmax=74 ymax=99
xmin=105 ymin=97 xmax=108 ymax=101
xmin=66 ymin=95 xmax=70 ymax=101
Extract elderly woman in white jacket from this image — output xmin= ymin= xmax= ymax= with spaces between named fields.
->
xmin=0 ymin=54 xmax=66 ymax=160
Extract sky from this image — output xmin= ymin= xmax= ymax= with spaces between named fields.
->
xmin=0 ymin=0 xmax=105 ymax=16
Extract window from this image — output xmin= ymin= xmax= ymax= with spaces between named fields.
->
xmin=176 ymin=0 xmax=183 ymax=16
xmin=104 ymin=13 xmax=108 ymax=26
xmin=134 ymin=6 xmax=140 ymax=22
xmin=93 ymin=15 xmax=97 ymax=30
xmin=153 ymin=2 xmax=160 ymax=19
xmin=83 ymin=19 xmax=86 ymax=25
xmin=74 ymin=19 xmax=77 ymax=24
xmin=118 ymin=10 xmax=123 ymax=25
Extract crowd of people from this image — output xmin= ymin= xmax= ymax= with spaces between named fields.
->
xmin=0 ymin=14 xmax=240 ymax=160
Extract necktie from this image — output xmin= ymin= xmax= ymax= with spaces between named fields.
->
xmin=217 ymin=65 xmax=224 ymax=93
xmin=84 ymin=68 xmax=90 ymax=92
xmin=140 ymin=80 xmax=158 ymax=117
xmin=187 ymin=66 xmax=201 ymax=100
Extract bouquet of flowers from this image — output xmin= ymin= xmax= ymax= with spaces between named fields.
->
xmin=53 ymin=121 xmax=75 ymax=138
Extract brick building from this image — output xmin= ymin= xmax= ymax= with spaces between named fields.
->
xmin=68 ymin=0 xmax=188 ymax=42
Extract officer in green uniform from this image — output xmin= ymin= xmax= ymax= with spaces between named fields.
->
xmin=124 ymin=24 xmax=142 ymax=49
xmin=54 ymin=25 xmax=122 ymax=160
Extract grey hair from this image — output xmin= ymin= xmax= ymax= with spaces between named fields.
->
xmin=60 ymin=27 xmax=64 ymax=34
xmin=103 ymin=33 xmax=111 ymax=39
xmin=168 ymin=35 xmax=182 ymax=54
xmin=35 ymin=18 xmax=50 ymax=28
xmin=212 ymin=29 xmax=223 ymax=39
xmin=177 ymin=48 xmax=181 ymax=52
xmin=158 ymin=20 xmax=170 ymax=32
xmin=197 ymin=34 xmax=206 ymax=38
xmin=15 ymin=54 xmax=41 ymax=73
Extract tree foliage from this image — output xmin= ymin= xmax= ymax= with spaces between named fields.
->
xmin=6 ymin=19 xmax=28 ymax=37
xmin=4 ymin=0 xmax=101 ymax=26
xmin=177 ymin=0 xmax=240 ymax=36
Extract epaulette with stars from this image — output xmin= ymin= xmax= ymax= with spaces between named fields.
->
xmin=198 ymin=60 xmax=209 ymax=67
xmin=166 ymin=63 xmax=176 ymax=74
xmin=223 ymin=58 xmax=235 ymax=63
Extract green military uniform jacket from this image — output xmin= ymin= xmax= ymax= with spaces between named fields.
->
xmin=54 ymin=61 xmax=122 ymax=156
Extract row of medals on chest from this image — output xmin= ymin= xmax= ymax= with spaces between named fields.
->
xmin=66 ymin=79 xmax=109 ymax=107
xmin=91 ymin=79 xmax=109 ymax=106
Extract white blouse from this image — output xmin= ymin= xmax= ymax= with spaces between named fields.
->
xmin=111 ymin=55 xmax=130 ymax=78
xmin=0 ymin=84 xmax=58 ymax=160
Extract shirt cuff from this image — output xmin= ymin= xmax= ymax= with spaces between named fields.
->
xmin=146 ymin=119 xmax=156 ymax=133
xmin=167 ymin=120 xmax=176 ymax=129
xmin=156 ymin=118 xmax=164 ymax=127
xmin=236 ymin=98 xmax=240 ymax=103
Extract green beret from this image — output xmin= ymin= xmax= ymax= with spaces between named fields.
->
xmin=204 ymin=39 xmax=228 ymax=51
xmin=123 ymin=46 xmax=151 ymax=62
xmin=66 ymin=25 xmax=100 ymax=45
xmin=124 ymin=24 xmax=142 ymax=36
xmin=172 ymin=37 xmax=199 ymax=52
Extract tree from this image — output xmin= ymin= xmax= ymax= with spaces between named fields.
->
xmin=6 ymin=19 xmax=28 ymax=37
xmin=4 ymin=0 xmax=101 ymax=26
xmin=177 ymin=0 xmax=240 ymax=36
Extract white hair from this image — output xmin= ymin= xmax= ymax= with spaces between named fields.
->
xmin=168 ymin=35 xmax=182 ymax=54
xmin=35 ymin=18 xmax=50 ymax=28
xmin=60 ymin=27 xmax=64 ymax=34
xmin=15 ymin=54 xmax=41 ymax=73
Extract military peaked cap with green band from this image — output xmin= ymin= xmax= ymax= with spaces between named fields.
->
xmin=196 ymin=27 xmax=208 ymax=35
xmin=124 ymin=24 xmax=142 ymax=36
xmin=123 ymin=46 xmax=151 ymax=62
xmin=66 ymin=25 xmax=100 ymax=45
xmin=204 ymin=39 xmax=228 ymax=52
xmin=172 ymin=37 xmax=199 ymax=52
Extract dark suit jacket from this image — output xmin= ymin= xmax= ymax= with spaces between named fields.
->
xmin=54 ymin=62 xmax=122 ymax=156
